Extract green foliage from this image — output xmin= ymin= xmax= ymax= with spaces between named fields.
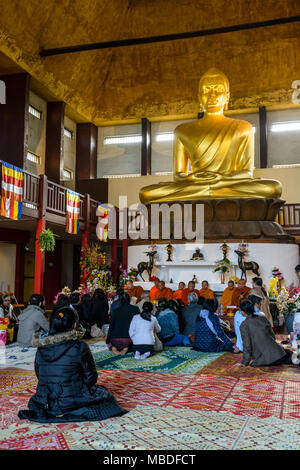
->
xmin=214 ymin=258 xmax=231 ymax=273
xmin=37 ymin=228 xmax=56 ymax=252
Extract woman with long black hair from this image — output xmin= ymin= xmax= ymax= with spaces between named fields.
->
xmin=88 ymin=288 xmax=109 ymax=329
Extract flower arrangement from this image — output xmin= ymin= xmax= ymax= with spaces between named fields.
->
xmin=229 ymin=276 xmax=239 ymax=284
xmin=79 ymin=243 xmax=115 ymax=294
xmin=53 ymin=286 xmax=71 ymax=304
xmin=118 ymin=266 xmax=139 ymax=286
xmin=272 ymin=267 xmax=284 ymax=281
xmin=37 ymin=228 xmax=56 ymax=252
xmin=214 ymin=258 xmax=231 ymax=274
xmin=276 ymin=284 xmax=300 ymax=315
xmin=268 ymin=277 xmax=279 ymax=298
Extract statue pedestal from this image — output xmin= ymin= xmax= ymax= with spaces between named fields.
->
xmin=129 ymin=197 xmax=298 ymax=287
xmin=142 ymin=198 xmax=294 ymax=242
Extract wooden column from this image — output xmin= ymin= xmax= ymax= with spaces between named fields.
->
xmin=141 ymin=117 xmax=151 ymax=175
xmin=15 ymin=243 xmax=25 ymax=303
xmin=111 ymin=239 xmax=118 ymax=283
xmin=259 ymin=106 xmax=268 ymax=168
xmin=81 ymin=193 xmax=90 ymax=275
xmin=122 ymin=238 xmax=128 ymax=271
xmin=0 ymin=73 xmax=30 ymax=168
xmin=45 ymin=102 xmax=65 ymax=183
xmin=76 ymin=123 xmax=98 ymax=180
xmin=34 ymin=175 xmax=47 ymax=294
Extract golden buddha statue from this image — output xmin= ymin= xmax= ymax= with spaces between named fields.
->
xmin=139 ymin=68 xmax=282 ymax=203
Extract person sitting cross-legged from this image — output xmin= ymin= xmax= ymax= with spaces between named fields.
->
xmin=106 ymin=293 xmax=139 ymax=355
xmin=129 ymin=301 xmax=161 ymax=360
xmin=156 ymin=298 xmax=191 ymax=347
xmin=182 ymin=292 xmax=203 ymax=343
xmin=239 ymin=300 xmax=293 ymax=367
xmin=18 ymin=307 xmax=126 ymax=423
xmin=193 ymin=298 xmax=239 ymax=353
xmin=17 ymin=294 xmax=49 ymax=348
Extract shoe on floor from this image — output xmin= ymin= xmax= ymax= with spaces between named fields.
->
xmin=134 ymin=351 xmax=141 ymax=360
xmin=140 ymin=351 xmax=151 ymax=360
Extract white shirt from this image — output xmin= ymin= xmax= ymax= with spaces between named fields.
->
xmin=129 ymin=314 xmax=161 ymax=345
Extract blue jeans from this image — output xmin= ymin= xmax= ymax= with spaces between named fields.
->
xmin=164 ymin=334 xmax=191 ymax=347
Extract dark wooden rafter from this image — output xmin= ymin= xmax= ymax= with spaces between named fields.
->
xmin=141 ymin=117 xmax=151 ymax=175
xmin=40 ymin=16 xmax=300 ymax=57
xmin=259 ymin=106 xmax=268 ymax=168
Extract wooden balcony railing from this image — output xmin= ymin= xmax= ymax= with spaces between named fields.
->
xmin=0 ymin=162 xmax=99 ymax=231
xmin=277 ymin=204 xmax=300 ymax=235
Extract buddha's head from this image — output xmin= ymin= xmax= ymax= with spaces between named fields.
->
xmin=198 ymin=68 xmax=230 ymax=114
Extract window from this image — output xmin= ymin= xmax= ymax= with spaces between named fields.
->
xmin=27 ymin=151 xmax=40 ymax=164
xmin=98 ymin=124 xmax=142 ymax=178
xmin=29 ymin=105 xmax=42 ymax=120
xmin=64 ymin=128 xmax=73 ymax=139
xmin=104 ymin=135 xmax=142 ymax=145
xmin=271 ymin=122 xmax=300 ymax=133
xmin=62 ymin=168 xmax=73 ymax=180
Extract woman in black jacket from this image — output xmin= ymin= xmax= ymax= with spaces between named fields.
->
xmin=18 ymin=307 xmax=126 ymax=423
xmin=239 ymin=300 xmax=292 ymax=367
xmin=88 ymin=289 xmax=109 ymax=329
xmin=106 ymin=293 xmax=139 ymax=354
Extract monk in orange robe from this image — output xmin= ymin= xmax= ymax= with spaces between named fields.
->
xmin=218 ymin=280 xmax=239 ymax=311
xmin=181 ymin=281 xmax=200 ymax=306
xmin=152 ymin=280 xmax=173 ymax=301
xmin=173 ymin=282 xmax=186 ymax=302
xmin=126 ymin=280 xmax=144 ymax=303
xmin=149 ymin=278 xmax=161 ymax=301
xmin=198 ymin=280 xmax=215 ymax=300
xmin=231 ymin=279 xmax=251 ymax=307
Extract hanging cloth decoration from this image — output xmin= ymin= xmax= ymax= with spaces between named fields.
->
xmin=96 ymin=203 xmax=108 ymax=242
xmin=66 ymin=189 xmax=80 ymax=234
xmin=0 ymin=161 xmax=23 ymax=220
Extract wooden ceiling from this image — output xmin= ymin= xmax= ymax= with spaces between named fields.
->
xmin=0 ymin=0 xmax=299 ymax=125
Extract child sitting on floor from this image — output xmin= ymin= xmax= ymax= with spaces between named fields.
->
xmin=18 ymin=307 xmax=126 ymax=423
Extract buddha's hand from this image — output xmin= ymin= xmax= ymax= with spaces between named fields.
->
xmin=174 ymin=171 xmax=222 ymax=182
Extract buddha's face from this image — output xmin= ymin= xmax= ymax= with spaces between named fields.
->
xmin=198 ymin=74 xmax=229 ymax=114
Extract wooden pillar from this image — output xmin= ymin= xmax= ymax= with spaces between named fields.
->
xmin=122 ymin=238 xmax=128 ymax=271
xmin=45 ymin=101 xmax=65 ymax=183
xmin=76 ymin=123 xmax=98 ymax=180
xmin=0 ymin=73 xmax=30 ymax=168
xmin=111 ymin=239 xmax=118 ymax=283
xmin=259 ymin=106 xmax=268 ymax=168
xmin=15 ymin=243 xmax=25 ymax=303
xmin=141 ymin=117 xmax=151 ymax=175
xmin=34 ymin=174 xmax=47 ymax=295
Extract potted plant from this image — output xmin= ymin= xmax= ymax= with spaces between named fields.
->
xmin=37 ymin=228 xmax=56 ymax=252
xmin=276 ymin=284 xmax=300 ymax=334
xmin=214 ymin=258 xmax=231 ymax=284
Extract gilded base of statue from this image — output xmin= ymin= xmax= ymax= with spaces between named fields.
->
xmin=133 ymin=198 xmax=294 ymax=243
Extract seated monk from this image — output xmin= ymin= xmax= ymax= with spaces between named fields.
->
xmin=139 ymin=68 xmax=281 ymax=203
xmin=154 ymin=281 xmax=173 ymax=301
xmin=198 ymin=280 xmax=215 ymax=300
xmin=231 ymin=279 xmax=251 ymax=307
xmin=218 ymin=280 xmax=239 ymax=311
xmin=181 ymin=281 xmax=200 ymax=306
xmin=126 ymin=280 xmax=144 ymax=304
xmin=149 ymin=278 xmax=161 ymax=301
xmin=173 ymin=282 xmax=186 ymax=301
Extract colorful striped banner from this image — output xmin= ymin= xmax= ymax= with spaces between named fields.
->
xmin=0 ymin=161 xmax=23 ymax=220
xmin=66 ymin=189 xmax=80 ymax=235
xmin=96 ymin=203 xmax=108 ymax=242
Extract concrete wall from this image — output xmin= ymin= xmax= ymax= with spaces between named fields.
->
xmin=0 ymin=243 xmax=16 ymax=292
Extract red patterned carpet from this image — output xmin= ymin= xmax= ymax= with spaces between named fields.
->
xmin=2 ymin=366 xmax=300 ymax=429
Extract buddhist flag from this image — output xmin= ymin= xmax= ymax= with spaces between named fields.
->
xmin=66 ymin=189 xmax=80 ymax=234
xmin=96 ymin=203 xmax=108 ymax=242
xmin=0 ymin=161 xmax=23 ymax=220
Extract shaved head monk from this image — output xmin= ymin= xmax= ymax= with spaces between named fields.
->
xmin=218 ymin=280 xmax=238 ymax=311
xmin=126 ymin=280 xmax=144 ymax=304
xmin=198 ymin=280 xmax=215 ymax=300
xmin=181 ymin=281 xmax=200 ymax=306
xmin=231 ymin=278 xmax=251 ymax=307
xmin=173 ymin=282 xmax=186 ymax=301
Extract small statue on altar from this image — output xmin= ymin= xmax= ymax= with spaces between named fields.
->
xmin=166 ymin=244 xmax=173 ymax=262
xmin=190 ymin=248 xmax=204 ymax=261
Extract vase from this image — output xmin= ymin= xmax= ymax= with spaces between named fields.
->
xmin=220 ymin=272 xmax=225 ymax=284
xmin=283 ymin=313 xmax=294 ymax=334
